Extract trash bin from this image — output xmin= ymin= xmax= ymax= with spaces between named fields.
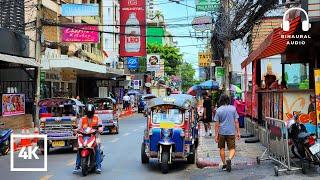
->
xmin=239 ymin=116 xmax=244 ymax=128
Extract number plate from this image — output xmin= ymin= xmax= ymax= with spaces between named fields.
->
xmin=52 ymin=141 xmax=65 ymax=147
xmin=309 ymin=142 xmax=320 ymax=155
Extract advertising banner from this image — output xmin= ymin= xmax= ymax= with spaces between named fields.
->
xmin=314 ymin=69 xmax=320 ymax=138
xmin=198 ymin=51 xmax=212 ymax=67
xmin=215 ymin=66 xmax=224 ymax=88
xmin=61 ymin=4 xmax=99 ymax=16
xmin=2 ymin=94 xmax=25 ymax=117
xmin=196 ymin=0 xmax=220 ymax=12
xmin=155 ymin=59 xmax=164 ymax=78
xmin=62 ymin=25 xmax=99 ymax=43
xmin=133 ymin=80 xmax=140 ymax=90
xmin=127 ymin=57 xmax=139 ymax=70
xmin=120 ymin=0 xmax=146 ymax=57
xmin=147 ymin=54 xmax=160 ymax=71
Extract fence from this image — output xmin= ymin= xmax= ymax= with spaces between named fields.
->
xmin=257 ymin=117 xmax=301 ymax=176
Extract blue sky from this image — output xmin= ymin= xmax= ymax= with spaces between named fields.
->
xmin=159 ymin=1 xmax=207 ymax=77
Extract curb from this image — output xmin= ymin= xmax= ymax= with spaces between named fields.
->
xmin=196 ymin=157 xmax=257 ymax=169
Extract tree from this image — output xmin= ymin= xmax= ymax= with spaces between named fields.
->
xmin=180 ymin=62 xmax=198 ymax=92
xmin=147 ymin=43 xmax=183 ymax=75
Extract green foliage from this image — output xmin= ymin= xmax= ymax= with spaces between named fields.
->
xmin=179 ymin=62 xmax=198 ymax=92
xmin=147 ymin=43 xmax=183 ymax=75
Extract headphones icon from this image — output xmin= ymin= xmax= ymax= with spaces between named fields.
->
xmin=282 ymin=7 xmax=311 ymax=32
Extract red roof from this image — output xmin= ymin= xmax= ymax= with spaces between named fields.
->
xmin=241 ymin=17 xmax=301 ymax=69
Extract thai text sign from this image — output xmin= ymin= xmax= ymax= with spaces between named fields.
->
xmin=196 ymin=0 xmax=220 ymax=12
xmin=61 ymin=4 xmax=99 ymax=16
xmin=62 ymin=25 xmax=99 ymax=43
xmin=2 ymin=94 xmax=25 ymax=117
xmin=120 ymin=0 xmax=146 ymax=57
xmin=192 ymin=16 xmax=213 ymax=31
xmin=198 ymin=51 xmax=212 ymax=67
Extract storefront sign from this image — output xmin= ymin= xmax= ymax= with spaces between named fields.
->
xmin=62 ymin=25 xmax=99 ymax=43
xmin=192 ymin=16 xmax=213 ymax=31
xmin=1 ymin=94 xmax=25 ymax=117
xmin=133 ymin=80 xmax=140 ymax=89
xmin=60 ymin=70 xmax=76 ymax=81
xmin=314 ymin=69 xmax=320 ymax=138
xmin=120 ymin=0 xmax=146 ymax=57
xmin=147 ymin=54 xmax=160 ymax=71
xmin=127 ymin=57 xmax=139 ymax=70
xmin=40 ymin=72 xmax=46 ymax=81
xmin=196 ymin=0 xmax=220 ymax=12
xmin=215 ymin=67 xmax=224 ymax=88
xmin=61 ymin=4 xmax=99 ymax=16
xmin=198 ymin=51 xmax=212 ymax=67
xmin=96 ymin=80 xmax=109 ymax=87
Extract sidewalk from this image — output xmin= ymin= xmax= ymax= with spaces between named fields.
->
xmin=196 ymin=123 xmax=265 ymax=169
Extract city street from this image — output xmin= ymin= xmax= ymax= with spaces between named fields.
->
xmin=0 ymin=114 xmax=196 ymax=180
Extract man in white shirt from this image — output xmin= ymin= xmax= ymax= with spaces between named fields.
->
xmin=123 ymin=93 xmax=130 ymax=110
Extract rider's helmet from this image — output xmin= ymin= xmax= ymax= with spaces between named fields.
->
xmin=85 ymin=104 xmax=95 ymax=118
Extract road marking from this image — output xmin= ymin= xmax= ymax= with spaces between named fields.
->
xmin=123 ymin=133 xmax=130 ymax=136
xmin=140 ymin=125 xmax=145 ymax=128
xmin=66 ymin=159 xmax=75 ymax=166
xmin=133 ymin=129 xmax=139 ymax=132
xmin=111 ymin=138 xmax=119 ymax=143
xmin=39 ymin=175 xmax=53 ymax=180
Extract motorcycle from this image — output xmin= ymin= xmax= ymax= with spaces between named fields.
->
xmin=0 ymin=122 xmax=13 ymax=156
xmin=77 ymin=126 xmax=104 ymax=176
xmin=288 ymin=115 xmax=320 ymax=173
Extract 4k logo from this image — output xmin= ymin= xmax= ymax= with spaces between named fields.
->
xmin=18 ymin=146 xmax=39 ymax=160
xmin=10 ymin=134 xmax=47 ymax=172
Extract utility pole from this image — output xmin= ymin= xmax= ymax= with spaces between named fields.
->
xmin=223 ymin=0 xmax=231 ymax=95
xmin=34 ymin=0 xmax=43 ymax=127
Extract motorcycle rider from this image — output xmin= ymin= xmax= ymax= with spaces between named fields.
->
xmin=73 ymin=104 xmax=103 ymax=174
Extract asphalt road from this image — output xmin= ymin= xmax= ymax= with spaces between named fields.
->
xmin=0 ymin=114 xmax=196 ymax=180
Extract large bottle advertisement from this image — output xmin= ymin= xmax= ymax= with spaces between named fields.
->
xmin=120 ymin=0 xmax=146 ymax=57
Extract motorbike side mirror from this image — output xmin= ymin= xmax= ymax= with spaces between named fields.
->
xmin=0 ymin=122 xmax=4 ymax=126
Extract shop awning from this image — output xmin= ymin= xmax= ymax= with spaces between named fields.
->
xmin=241 ymin=17 xmax=301 ymax=69
xmin=0 ymin=53 xmax=41 ymax=67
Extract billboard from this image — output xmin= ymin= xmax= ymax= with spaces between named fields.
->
xmin=147 ymin=27 xmax=164 ymax=45
xmin=62 ymin=25 xmax=99 ymax=43
xmin=192 ymin=16 xmax=213 ymax=32
xmin=196 ymin=0 xmax=220 ymax=12
xmin=147 ymin=54 xmax=160 ymax=71
xmin=61 ymin=4 xmax=99 ymax=16
xmin=120 ymin=0 xmax=146 ymax=57
xmin=2 ymin=94 xmax=25 ymax=117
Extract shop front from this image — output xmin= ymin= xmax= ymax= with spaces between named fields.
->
xmin=241 ymin=16 xmax=320 ymax=141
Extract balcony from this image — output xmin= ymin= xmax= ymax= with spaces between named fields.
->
xmin=81 ymin=45 xmax=104 ymax=64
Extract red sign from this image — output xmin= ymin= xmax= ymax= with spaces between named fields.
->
xmin=2 ymin=94 xmax=25 ymax=117
xmin=62 ymin=25 xmax=99 ymax=43
xmin=120 ymin=0 xmax=146 ymax=57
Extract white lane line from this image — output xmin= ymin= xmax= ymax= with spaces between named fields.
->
xmin=133 ymin=129 xmax=139 ymax=132
xmin=123 ymin=133 xmax=130 ymax=136
xmin=111 ymin=138 xmax=120 ymax=143
xmin=39 ymin=175 xmax=53 ymax=180
xmin=66 ymin=159 xmax=75 ymax=166
xmin=140 ymin=125 xmax=145 ymax=128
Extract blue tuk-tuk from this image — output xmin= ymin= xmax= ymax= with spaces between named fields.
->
xmin=141 ymin=94 xmax=199 ymax=173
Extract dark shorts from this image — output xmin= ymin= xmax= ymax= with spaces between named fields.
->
xmin=203 ymin=116 xmax=212 ymax=123
xmin=218 ymin=134 xmax=235 ymax=150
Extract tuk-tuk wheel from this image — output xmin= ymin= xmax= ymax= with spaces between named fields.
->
xmin=161 ymin=151 xmax=169 ymax=174
xmin=187 ymin=145 xmax=196 ymax=164
xmin=141 ymin=143 xmax=149 ymax=164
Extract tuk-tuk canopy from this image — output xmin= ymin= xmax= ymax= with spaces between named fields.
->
xmin=38 ymin=98 xmax=84 ymax=107
xmin=148 ymin=94 xmax=196 ymax=110
xmin=88 ymin=97 xmax=116 ymax=104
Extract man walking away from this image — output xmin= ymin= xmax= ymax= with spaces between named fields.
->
xmin=214 ymin=94 xmax=240 ymax=172
xmin=202 ymin=92 xmax=212 ymax=136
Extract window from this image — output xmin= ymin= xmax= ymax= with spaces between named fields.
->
xmin=284 ymin=63 xmax=309 ymax=89
xmin=152 ymin=108 xmax=183 ymax=124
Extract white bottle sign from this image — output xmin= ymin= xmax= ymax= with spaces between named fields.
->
xmin=125 ymin=12 xmax=141 ymax=53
